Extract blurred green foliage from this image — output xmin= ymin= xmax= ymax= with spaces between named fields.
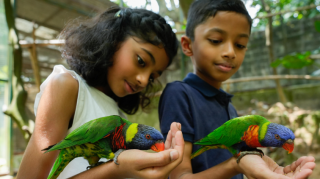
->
xmin=271 ymin=51 xmax=314 ymax=69
xmin=249 ymin=0 xmax=320 ymax=31
xmin=270 ymin=21 xmax=320 ymax=69
xmin=315 ymin=20 xmax=320 ymax=32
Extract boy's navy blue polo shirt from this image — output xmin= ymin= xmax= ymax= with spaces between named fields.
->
xmin=159 ymin=73 xmax=242 ymax=179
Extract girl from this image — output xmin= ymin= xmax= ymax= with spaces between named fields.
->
xmin=17 ymin=7 xmax=184 ymax=179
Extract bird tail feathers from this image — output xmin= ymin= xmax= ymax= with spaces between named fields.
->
xmin=190 ymin=146 xmax=220 ymax=159
xmin=47 ymin=150 xmax=73 ymax=179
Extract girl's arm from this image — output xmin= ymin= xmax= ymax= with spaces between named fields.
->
xmin=16 ymin=73 xmax=79 ymax=179
xmin=70 ymin=122 xmax=185 ymax=179
xmin=169 ymin=142 xmax=315 ymax=179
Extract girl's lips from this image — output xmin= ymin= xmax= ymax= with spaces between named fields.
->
xmin=125 ymin=81 xmax=135 ymax=94
xmin=216 ymin=64 xmax=233 ymax=72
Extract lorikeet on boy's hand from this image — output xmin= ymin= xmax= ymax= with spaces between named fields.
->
xmin=42 ymin=115 xmax=165 ymax=179
xmin=191 ymin=115 xmax=295 ymax=163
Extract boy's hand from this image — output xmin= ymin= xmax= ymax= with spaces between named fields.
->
xmin=116 ymin=122 xmax=184 ymax=179
xmin=238 ymin=155 xmax=315 ymax=179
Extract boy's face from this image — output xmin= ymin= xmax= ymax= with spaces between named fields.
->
xmin=183 ymin=11 xmax=250 ymax=89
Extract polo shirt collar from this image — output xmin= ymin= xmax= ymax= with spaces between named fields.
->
xmin=183 ymin=73 xmax=233 ymax=105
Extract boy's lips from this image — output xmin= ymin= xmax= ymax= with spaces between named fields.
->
xmin=215 ymin=63 xmax=234 ymax=72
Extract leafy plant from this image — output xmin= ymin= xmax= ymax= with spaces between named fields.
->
xmin=315 ymin=20 xmax=320 ymax=33
xmin=271 ymin=51 xmax=313 ymax=69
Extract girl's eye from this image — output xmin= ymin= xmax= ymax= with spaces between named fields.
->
xmin=145 ymin=134 xmax=151 ymax=139
xmin=208 ymin=39 xmax=221 ymax=44
xmin=236 ymin=44 xmax=246 ymax=49
xmin=149 ymin=76 xmax=154 ymax=83
xmin=137 ymin=56 xmax=145 ymax=67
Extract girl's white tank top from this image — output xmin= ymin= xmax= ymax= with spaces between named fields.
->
xmin=34 ymin=65 xmax=126 ymax=178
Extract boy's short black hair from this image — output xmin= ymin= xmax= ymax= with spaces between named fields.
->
xmin=186 ymin=0 xmax=252 ymax=41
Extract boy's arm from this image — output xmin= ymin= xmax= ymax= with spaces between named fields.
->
xmin=170 ymin=142 xmax=240 ymax=179
xmin=170 ymin=142 xmax=315 ymax=179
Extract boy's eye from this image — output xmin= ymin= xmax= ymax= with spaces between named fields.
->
xmin=236 ymin=44 xmax=246 ymax=49
xmin=208 ymin=39 xmax=221 ymax=44
xmin=137 ymin=56 xmax=145 ymax=67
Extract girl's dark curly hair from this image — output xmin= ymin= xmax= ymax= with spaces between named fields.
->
xmin=59 ymin=7 xmax=178 ymax=114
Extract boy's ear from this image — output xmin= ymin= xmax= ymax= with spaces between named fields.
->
xmin=181 ymin=35 xmax=193 ymax=56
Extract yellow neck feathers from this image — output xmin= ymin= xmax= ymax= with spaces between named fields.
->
xmin=126 ymin=123 xmax=138 ymax=143
xmin=259 ymin=122 xmax=270 ymax=141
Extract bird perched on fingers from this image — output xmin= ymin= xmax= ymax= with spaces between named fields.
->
xmin=191 ymin=115 xmax=294 ymax=163
xmin=42 ymin=115 xmax=164 ymax=179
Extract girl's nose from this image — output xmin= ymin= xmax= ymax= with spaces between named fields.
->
xmin=221 ymin=42 xmax=236 ymax=60
xmin=136 ymin=73 xmax=149 ymax=88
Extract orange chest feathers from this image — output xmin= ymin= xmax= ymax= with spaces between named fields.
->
xmin=240 ymin=125 xmax=263 ymax=148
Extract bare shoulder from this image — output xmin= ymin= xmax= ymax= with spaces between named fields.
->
xmin=39 ymin=72 xmax=79 ymax=111
xmin=36 ymin=72 xmax=79 ymax=127
xmin=49 ymin=73 xmax=79 ymax=92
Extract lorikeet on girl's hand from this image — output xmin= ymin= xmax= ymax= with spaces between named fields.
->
xmin=191 ymin=115 xmax=295 ymax=163
xmin=42 ymin=115 xmax=164 ymax=179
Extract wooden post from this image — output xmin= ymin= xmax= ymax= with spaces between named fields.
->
xmin=261 ymin=0 xmax=288 ymax=104
xmin=29 ymin=23 xmax=41 ymax=91
xmin=4 ymin=0 xmax=32 ymax=142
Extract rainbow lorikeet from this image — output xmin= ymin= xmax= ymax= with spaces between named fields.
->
xmin=42 ymin=115 xmax=165 ymax=179
xmin=191 ymin=115 xmax=295 ymax=163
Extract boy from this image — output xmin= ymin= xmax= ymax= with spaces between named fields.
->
xmin=159 ymin=0 xmax=315 ymax=178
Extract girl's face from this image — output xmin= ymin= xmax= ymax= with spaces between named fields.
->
xmin=107 ymin=37 xmax=169 ymax=97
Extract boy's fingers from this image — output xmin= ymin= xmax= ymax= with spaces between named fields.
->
xmin=138 ymin=131 xmax=184 ymax=177
xmin=165 ymin=130 xmax=172 ymax=149
xmin=283 ymin=156 xmax=315 ymax=174
xmin=136 ymin=132 xmax=184 ymax=169
xmin=170 ymin=122 xmax=181 ymax=137
xmin=174 ymin=131 xmax=184 ymax=148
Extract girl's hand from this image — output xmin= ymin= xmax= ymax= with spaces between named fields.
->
xmin=238 ymin=154 xmax=315 ymax=179
xmin=115 ymin=122 xmax=184 ymax=179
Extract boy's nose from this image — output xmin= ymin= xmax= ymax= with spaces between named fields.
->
xmin=221 ymin=42 xmax=236 ymax=60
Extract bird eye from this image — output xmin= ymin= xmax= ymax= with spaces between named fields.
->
xmin=274 ymin=134 xmax=280 ymax=140
xmin=145 ymin=134 xmax=151 ymax=139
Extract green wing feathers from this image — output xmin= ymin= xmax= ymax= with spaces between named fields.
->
xmin=44 ymin=115 xmax=130 ymax=153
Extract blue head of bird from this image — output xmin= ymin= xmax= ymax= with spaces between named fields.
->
xmin=261 ymin=123 xmax=295 ymax=153
xmin=126 ymin=124 xmax=164 ymax=152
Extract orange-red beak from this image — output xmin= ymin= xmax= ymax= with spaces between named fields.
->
xmin=151 ymin=140 xmax=165 ymax=152
xmin=282 ymin=139 xmax=294 ymax=154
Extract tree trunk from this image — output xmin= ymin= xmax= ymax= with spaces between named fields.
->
xmin=261 ymin=0 xmax=288 ymax=104
xmin=179 ymin=0 xmax=194 ymax=19
xmin=4 ymin=0 xmax=34 ymax=142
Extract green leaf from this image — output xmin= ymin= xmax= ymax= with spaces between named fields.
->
xmin=271 ymin=51 xmax=313 ymax=69
xmin=271 ymin=59 xmax=282 ymax=68
xmin=315 ymin=21 xmax=320 ymax=33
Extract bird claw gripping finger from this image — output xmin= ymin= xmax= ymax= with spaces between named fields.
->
xmin=237 ymin=151 xmax=264 ymax=164
xmin=113 ymin=149 xmax=125 ymax=165
xmin=86 ymin=162 xmax=106 ymax=170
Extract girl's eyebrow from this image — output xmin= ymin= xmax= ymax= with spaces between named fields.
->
xmin=141 ymin=48 xmax=155 ymax=64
